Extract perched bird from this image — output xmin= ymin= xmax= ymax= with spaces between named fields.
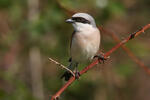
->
xmin=61 ymin=13 xmax=101 ymax=81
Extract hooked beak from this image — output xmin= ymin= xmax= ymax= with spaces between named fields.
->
xmin=65 ymin=18 xmax=74 ymax=23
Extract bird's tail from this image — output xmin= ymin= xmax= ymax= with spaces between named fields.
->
xmin=60 ymin=61 xmax=78 ymax=81
xmin=60 ymin=71 xmax=73 ymax=81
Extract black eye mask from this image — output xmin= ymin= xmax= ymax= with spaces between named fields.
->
xmin=72 ymin=17 xmax=91 ymax=24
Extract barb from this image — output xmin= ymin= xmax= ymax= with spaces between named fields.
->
xmin=98 ymin=26 xmax=150 ymax=75
xmin=51 ymin=24 xmax=150 ymax=100
xmin=49 ymin=58 xmax=75 ymax=77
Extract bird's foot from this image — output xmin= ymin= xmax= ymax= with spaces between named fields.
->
xmin=75 ymin=71 xmax=80 ymax=80
xmin=94 ymin=53 xmax=109 ymax=64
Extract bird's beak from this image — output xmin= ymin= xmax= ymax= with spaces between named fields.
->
xmin=65 ymin=18 xmax=74 ymax=23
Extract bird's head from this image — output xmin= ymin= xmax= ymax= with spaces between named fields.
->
xmin=66 ymin=13 xmax=96 ymax=31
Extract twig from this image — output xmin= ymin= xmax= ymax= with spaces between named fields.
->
xmin=51 ymin=24 xmax=150 ymax=100
xmin=49 ymin=58 xmax=75 ymax=77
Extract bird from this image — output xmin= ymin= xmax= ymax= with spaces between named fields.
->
xmin=61 ymin=13 xmax=102 ymax=81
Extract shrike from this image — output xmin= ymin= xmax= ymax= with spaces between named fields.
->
xmin=61 ymin=13 xmax=102 ymax=81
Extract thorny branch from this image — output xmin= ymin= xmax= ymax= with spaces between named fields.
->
xmin=51 ymin=24 xmax=150 ymax=100
xmin=98 ymin=26 xmax=150 ymax=75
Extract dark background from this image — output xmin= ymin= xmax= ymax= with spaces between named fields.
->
xmin=0 ymin=0 xmax=150 ymax=100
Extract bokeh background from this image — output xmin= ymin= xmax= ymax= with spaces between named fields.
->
xmin=0 ymin=0 xmax=150 ymax=100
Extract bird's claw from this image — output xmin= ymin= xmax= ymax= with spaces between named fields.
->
xmin=94 ymin=54 xmax=109 ymax=64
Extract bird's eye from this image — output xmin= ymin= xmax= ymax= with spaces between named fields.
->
xmin=76 ymin=18 xmax=81 ymax=22
xmin=72 ymin=17 xmax=90 ymax=24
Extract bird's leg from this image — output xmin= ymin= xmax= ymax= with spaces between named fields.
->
xmin=94 ymin=53 xmax=109 ymax=64
xmin=75 ymin=68 xmax=80 ymax=79
xmin=74 ymin=63 xmax=80 ymax=79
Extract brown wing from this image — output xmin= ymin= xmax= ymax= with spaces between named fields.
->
xmin=68 ymin=30 xmax=76 ymax=62
xmin=70 ymin=30 xmax=76 ymax=49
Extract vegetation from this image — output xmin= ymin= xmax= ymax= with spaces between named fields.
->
xmin=0 ymin=0 xmax=150 ymax=100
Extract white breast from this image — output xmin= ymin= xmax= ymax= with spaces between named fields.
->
xmin=71 ymin=25 xmax=100 ymax=63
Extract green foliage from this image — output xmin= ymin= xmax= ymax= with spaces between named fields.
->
xmin=0 ymin=0 xmax=150 ymax=100
xmin=0 ymin=0 xmax=12 ymax=8
xmin=114 ymin=61 xmax=136 ymax=78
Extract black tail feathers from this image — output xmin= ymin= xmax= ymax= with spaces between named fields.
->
xmin=60 ymin=71 xmax=72 ymax=81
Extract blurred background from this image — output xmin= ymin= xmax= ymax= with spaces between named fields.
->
xmin=0 ymin=0 xmax=150 ymax=100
